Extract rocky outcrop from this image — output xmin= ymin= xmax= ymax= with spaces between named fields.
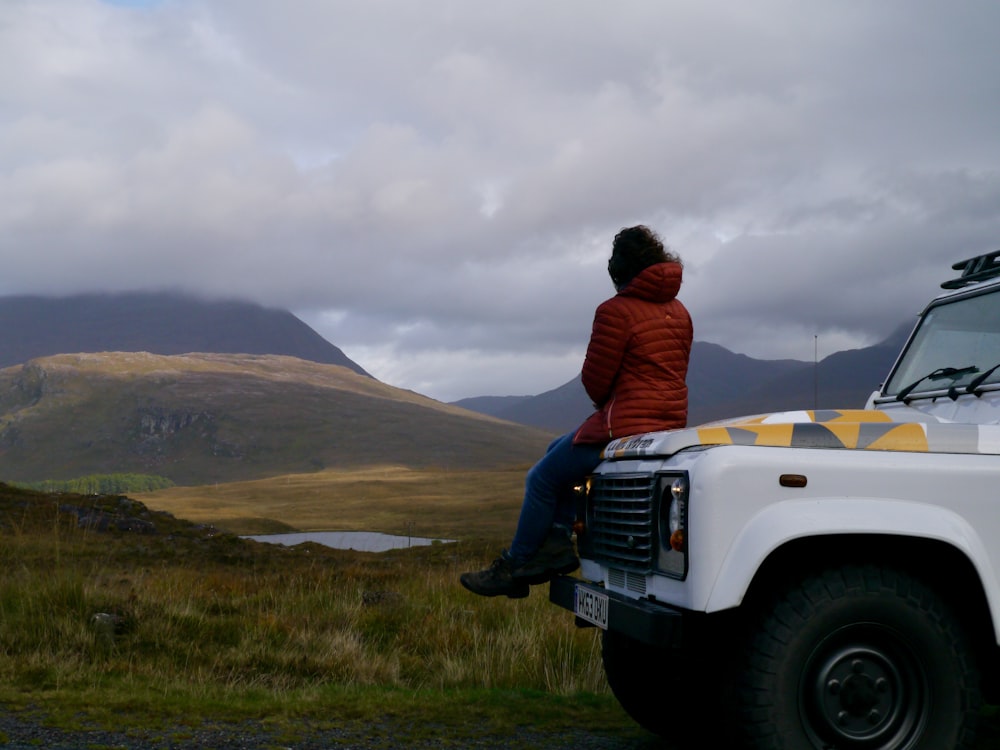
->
xmin=137 ymin=409 xmax=214 ymax=439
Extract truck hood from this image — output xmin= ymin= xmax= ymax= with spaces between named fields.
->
xmin=602 ymin=408 xmax=1000 ymax=459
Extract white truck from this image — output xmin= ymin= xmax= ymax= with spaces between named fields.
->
xmin=550 ymin=251 xmax=1000 ymax=749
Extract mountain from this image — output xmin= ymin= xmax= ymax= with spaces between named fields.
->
xmin=0 ymin=290 xmax=915 ymax=483
xmin=0 ymin=352 xmax=552 ymax=486
xmin=0 ymin=292 xmax=370 ymax=376
xmin=457 ymin=382 xmax=586 ymax=435
xmin=452 ymin=325 xmax=914 ymax=432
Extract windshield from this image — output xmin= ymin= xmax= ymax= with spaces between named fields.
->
xmin=883 ymin=289 xmax=1000 ymax=398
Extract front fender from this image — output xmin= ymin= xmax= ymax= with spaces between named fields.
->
xmin=704 ymin=497 xmax=1000 ymax=639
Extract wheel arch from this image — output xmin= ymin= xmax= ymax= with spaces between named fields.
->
xmin=740 ymin=534 xmax=1000 ymax=702
xmin=704 ymin=498 xmax=1000 ymax=631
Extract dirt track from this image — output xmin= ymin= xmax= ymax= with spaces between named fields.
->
xmin=0 ymin=711 xmax=670 ymax=750
xmin=3 ymin=707 xmax=997 ymax=748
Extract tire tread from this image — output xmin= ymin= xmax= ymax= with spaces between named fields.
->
xmin=735 ymin=564 xmax=980 ymax=750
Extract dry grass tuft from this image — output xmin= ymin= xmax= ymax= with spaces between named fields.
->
xmin=0 ymin=481 xmax=609 ymax=725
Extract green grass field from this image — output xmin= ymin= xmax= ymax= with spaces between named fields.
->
xmin=0 ymin=478 xmax=652 ymax=746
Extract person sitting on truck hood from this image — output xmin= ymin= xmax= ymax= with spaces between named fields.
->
xmin=461 ymin=224 xmax=693 ymax=598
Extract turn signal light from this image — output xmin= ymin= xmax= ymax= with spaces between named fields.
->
xmin=780 ymin=474 xmax=808 ymax=488
xmin=670 ymin=529 xmax=685 ymax=552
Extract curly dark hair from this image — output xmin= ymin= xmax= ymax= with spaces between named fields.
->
xmin=608 ymin=225 xmax=681 ymax=289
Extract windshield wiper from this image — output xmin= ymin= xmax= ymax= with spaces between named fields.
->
xmin=965 ymin=362 xmax=1000 ymax=395
xmin=895 ymin=365 xmax=979 ymax=402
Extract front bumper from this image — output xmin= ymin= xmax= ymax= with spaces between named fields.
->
xmin=548 ymin=575 xmax=684 ymax=647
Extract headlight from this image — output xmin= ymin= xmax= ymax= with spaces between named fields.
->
xmin=658 ymin=473 xmax=689 ymax=579
xmin=573 ymin=477 xmax=594 ymax=557
xmin=668 ymin=477 xmax=686 ymax=547
xmin=572 ymin=480 xmax=588 ymax=534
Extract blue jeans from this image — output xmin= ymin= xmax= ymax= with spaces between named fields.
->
xmin=507 ymin=431 xmax=605 ymax=566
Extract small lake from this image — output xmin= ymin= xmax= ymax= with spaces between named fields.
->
xmin=245 ymin=531 xmax=455 ymax=553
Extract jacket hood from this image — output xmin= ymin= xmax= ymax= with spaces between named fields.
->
xmin=619 ymin=262 xmax=682 ymax=303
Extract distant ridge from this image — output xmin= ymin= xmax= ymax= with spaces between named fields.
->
xmin=453 ymin=325 xmax=913 ymax=432
xmin=0 ymin=292 xmax=370 ymax=376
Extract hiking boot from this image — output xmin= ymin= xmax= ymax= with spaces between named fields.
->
xmin=460 ymin=555 xmax=530 ymax=599
xmin=512 ymin=530 xmax=579 ymax=584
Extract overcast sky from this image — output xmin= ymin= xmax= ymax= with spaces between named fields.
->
xmin=3 ymin=1 xmax=999 ymax=401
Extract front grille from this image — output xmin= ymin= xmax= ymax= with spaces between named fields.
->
xmin=608 ymin=567 xmax=648 ymax=595
xmin=589 ymin=473 xmax=657 ymax=571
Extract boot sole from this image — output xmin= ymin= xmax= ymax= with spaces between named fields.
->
xmin=511 ymin=558 xmax=580 ymax=585
xmin=460 ymin=575 xmax=529 ymax=599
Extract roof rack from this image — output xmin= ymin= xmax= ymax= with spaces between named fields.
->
xmin=941 ymin=250 xmax=1000 ymax=289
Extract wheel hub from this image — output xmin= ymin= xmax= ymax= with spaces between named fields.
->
xmin=812 ymin=646 xmax=906 ymax=742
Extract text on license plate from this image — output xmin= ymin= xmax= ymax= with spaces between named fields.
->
xmin=574 ymin=586 xmax=609 ymax=629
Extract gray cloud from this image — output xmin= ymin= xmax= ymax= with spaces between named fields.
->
xmin=2 ymin=0 xmax=999 ymax=400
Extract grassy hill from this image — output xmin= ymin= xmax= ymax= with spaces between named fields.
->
xmin=0 ymin=352 xmax=553 ymax=486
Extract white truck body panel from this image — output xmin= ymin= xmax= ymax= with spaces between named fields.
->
xmin=588 ymin=443 xmax=1000 ymax=640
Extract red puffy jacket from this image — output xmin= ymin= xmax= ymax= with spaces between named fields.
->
xmin=573 ymin=261 xmax=692 ymax=445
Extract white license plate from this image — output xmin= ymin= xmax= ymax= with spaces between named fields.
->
xmin=574 ymin=586 xmax=609 ymax=629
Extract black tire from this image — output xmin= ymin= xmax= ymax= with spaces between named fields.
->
xmin=602 ymin=631 xmax=674 ymax=736
xmin=602 ymin=628 xmax=729 ymax=742
xmin=736 ymin=565 xmax=980 ymax=749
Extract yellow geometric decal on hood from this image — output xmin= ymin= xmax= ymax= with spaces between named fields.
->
xmin=604 ymin=408 xmax=994 ymax=460
xmin=824 ymin=421 xmax=862 ymax=447
xmin=863 ymin=423 xmax=930 ymax=452
xmin=695 ymin=411 xmax=931 ymax=452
